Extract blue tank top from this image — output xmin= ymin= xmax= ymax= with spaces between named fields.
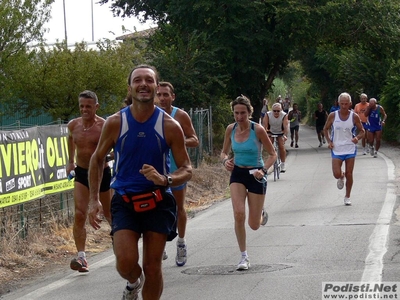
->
xmin=231 ymin=121 xmax=263 ymax=167
xmin=367 ymin=105 xmax=382 ymax=130
xmin=111 ymin=106 xmax=170 ymax=194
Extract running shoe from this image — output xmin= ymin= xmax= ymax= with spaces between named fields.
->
xmin=319 ymin=142 xmax=322 ymax=147
xmin=344 ymin=197 xmax=351 ymax=206
xmin=295 ymin=144 xmax=299 ymax=148
xmin=366 ymin=147 xmax=370 ymax=154
xmin=261 ymin=209 xmax=268 ymax=226
xmin=237 ymin=256 xmax=250 ymax=270
xmin=176 ymin=242 xmax=187 ymax=267
xmin=374 ymin=151 xmax=378 ymax=158
xmin=70 ymin=257 xmax=89 ymax=273
xmin=322 ymin=137 xmax=326 ymax=144
xmin=163 ymin=248 xmax=168 ymax=260
xmin=370 ymin=145 xmax=374 ymax=157
xmin=122 ymin=272 xmax=144 ymax=300
xmin=337 ymin=177 xmax=344 ymax=190
xmin=290 ymin=141 xmax=294 ymax=147
xmin=363 ymin=147 xmax=367 ymax=155
xmin=280 ymin=162 xmax=286 ymax=173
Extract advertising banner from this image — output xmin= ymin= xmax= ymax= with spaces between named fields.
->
xmin=0 ymin=125 xmax=73 ymax=208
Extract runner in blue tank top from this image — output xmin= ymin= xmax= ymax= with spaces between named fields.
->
xmin=364 ymin=98 xmax=387 ymax=158
xmin=87 ymin=65 xmax=192 ymax=300
xmin=157 ymin=82 xmax=199 ymax=267
xmin=221 ymin=95 xmax=277 ymax=271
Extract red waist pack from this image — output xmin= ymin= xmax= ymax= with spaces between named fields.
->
xmin=122 ymin=189 xmax=164 ymax=213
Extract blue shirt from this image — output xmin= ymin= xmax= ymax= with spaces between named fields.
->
xmin=111 ymin=106 xmax=170 ymax=194
xmin=231 ymin=121 xmax=263 ymax=167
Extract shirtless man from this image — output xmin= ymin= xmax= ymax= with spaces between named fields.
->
xmin=66 ymin=90 xmax=112 ymax=272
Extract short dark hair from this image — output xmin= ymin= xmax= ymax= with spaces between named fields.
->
xmin=79 ymin=90 xmax=98 ymax=104
xmin=158 ymin=82 xmax=175 ymax=94
xmin=127 ymin=64 xmax=159 ymax=85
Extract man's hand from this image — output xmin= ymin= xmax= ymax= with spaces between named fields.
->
xmin=140 ymin=164 xmax=165 ymax=186
xmin=88 ymin=200 xmax=104 ymax=230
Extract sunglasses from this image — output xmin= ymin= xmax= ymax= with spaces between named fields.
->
xmin=273 ymin=110 xmax=281 ymax=112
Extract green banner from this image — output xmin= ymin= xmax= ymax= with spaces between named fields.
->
xmin=0 ymin=125 xmax=73 ymax=208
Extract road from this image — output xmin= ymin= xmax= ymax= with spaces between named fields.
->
xmin=2 ymin=125 xmax=399 ymax=300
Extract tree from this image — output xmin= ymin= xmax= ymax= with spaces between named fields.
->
xmin=5 ymin=40 xmax=145 ymax=121
xmin=0 ymin=0 xmax=53 ymax=102
xmin=103 ymin=0 xmax=400 ymax=129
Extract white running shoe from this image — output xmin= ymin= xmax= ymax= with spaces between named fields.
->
xmin=374 ymin=151 xmax=378 ymax=158
xmin=280 ymin=162 xmax=286 ymax=173
xmin=344 ymin=197 xmax=351 ymax=206
xmin=122 ymin=273 xmax=144 ymax=300
xmin=237 ymin=256 xmax=250 ymax=270
xmin=163 ymin=248 xmax=168 ymax=260
xmin=366 ymin=147 xmax=370 ymax=154
xmin=363 ymin=148 xmax=367 ymax=155
xmin=261 ymin=209 xmax=268 ymax=226
xmin=337 ymin=177 xmax=344 ymax=190
xmin=176 ymin=242 xmax=187 ymax=267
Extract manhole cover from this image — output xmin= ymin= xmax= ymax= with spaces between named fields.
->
xmin=182 ymin=264 xmax=292 ymax=275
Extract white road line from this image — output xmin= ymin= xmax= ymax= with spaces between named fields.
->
xmin=361 ymin=152 xmax=396 ymax=282
xmin=12 ymin=254 xmax=115 ymax=300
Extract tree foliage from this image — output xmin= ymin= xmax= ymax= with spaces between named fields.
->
xmin=0 ymin=0 xmax=53 ymax=101
xmin=101 ymin=0 xmax=400 ymax=124
xmin=6 ymin=40 xmax=145 ymax=121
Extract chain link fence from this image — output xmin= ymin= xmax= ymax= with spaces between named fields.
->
xmin=0 ymin=107 xmax=212 ymax=238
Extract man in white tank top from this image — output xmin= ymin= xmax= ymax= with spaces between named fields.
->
xmin=262 ymin=103 xmax=289 ymax=172
xmin=323 ymin=92 xmax=364 ymax=206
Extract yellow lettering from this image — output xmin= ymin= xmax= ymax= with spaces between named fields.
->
xmin=46 ymin=137 xmax=55 ymax=167
xmin=18 ymin=141 xmax=26 ymax=174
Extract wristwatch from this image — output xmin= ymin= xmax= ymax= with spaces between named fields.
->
xmin=164 ymin=175 xmax=173 ymax=187
xmin=262 ymin=167 xmax=268 ymax=174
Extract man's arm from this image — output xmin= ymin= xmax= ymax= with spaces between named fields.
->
xmin=88 ymin=114 xmax=119 ymax=229
xmin=282 ymin=114 xmax=289 ymax=136
xmin=323 ymin=113 xmax=335 ymax=147
xmin=353 ymin=113 xmax=365 ymax=143
xmin=165 ymin=116 xmax=193 ymax=185
xmin=176 ymin=110 xmax=199 ymax=148
xmin=66 ymin=121 xmax=76 ymax=174
xmin=380 ymin=106 xmax=387 ymax=124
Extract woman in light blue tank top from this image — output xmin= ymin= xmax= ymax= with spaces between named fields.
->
xmin=220 ymin=95 xmax=277 ymax=270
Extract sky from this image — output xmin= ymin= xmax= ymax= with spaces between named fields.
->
xmin=43 ymin=0 xmax=155 ymax=45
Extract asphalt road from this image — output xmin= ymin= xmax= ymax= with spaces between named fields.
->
xmin=2 ymin=125 xmax=399 ymax=300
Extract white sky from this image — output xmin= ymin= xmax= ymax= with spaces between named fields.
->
xmin=43 ymin=0 xmax=155 ymax=44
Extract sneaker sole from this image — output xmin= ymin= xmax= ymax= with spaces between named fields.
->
xmin=176 ymin=260 xmax=186 ymax=267
xmin=237 ymin=264 xmax=250 ymax=270
xmin=70 ymin=262 xmax=89 ymax=272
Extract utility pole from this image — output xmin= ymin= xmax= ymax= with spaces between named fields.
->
xmin=63 ymin=0 xmax=67 ymax=44
xmin=91 ymin=0 xmax=94 ymax=41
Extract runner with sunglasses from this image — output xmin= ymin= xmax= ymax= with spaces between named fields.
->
xmin=262 ymin=103 xmax=289 ymax=172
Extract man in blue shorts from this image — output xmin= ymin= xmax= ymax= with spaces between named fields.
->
xmin=323 ymin=92 xmax=364 ymax=206
xmin=364 ymin=98 xmax=387 ymax=158
xmin=87 ymin=65 xmax=192 ymax=300
xmin=157 ymin=82 xmax=199 ymax=266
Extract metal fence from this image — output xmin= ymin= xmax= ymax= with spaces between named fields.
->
xmin=0 ymin=107 xmax=212 ymax=238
